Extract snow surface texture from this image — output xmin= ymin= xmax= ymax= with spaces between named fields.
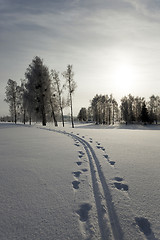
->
xmin=0 ymin=122 xmax=160 ymax=239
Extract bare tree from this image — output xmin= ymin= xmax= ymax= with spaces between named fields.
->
xmin=51 ymin=69 xmax=65 ymax=127
xmin=148 ymin=95 xmax=160 ymax=124
xmin=49 ymin=92 xmax=58 ymax=127
xmin=63 ymin=65 xmax=76 ymax=128
xmin=4 ymin=79 xmax=18 ymax=124
xmin=16 ymin=79 xmax=28 ymax=124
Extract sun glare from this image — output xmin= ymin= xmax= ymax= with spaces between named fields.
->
xmin=113 ymin=62 xmax=136 ymax=95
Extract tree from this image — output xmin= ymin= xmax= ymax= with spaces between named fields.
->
xmin=120 ymin=94 xmax=135 ymax=124
xmin=4 ymin=79 xmax=18 ymax=124
xmin=91 ymin=94 xmax=100 ymax=124
xmin=16 ymin=79 xmax=28 ymax=124
xmin=111 ymin=96 xmax=119 ymax=125
xmin=25 ymin=56 xmax=52 ymax=126
xmin=148 ymin=95 xmax=160 ymax=124
xmin=133 ymin=97 xmax=144 ymax=123
xmin=141 ymin=101 xmax=149 ymax=124
xmin=87 ymin=106 xmax=93 ymax=122
xmin=120 ymin=96 xmax=129 ymax=124
xmin=49 ymin=89 xmax=58 ymax=127
xmin=78 ymin=108 xmax=87 ymax=121
xmin=51 ymin=69 xmax=65 ymax=127
xmin=90 ymin=94 xmax=118 ymax=125
xmin=63 ymin=65 xmax=76 ymax=128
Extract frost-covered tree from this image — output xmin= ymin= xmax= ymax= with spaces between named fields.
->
xmin=15 ymin=79 xmax=28 ymax=124
xmin=90 ymin=94 xmax=118 ymax=125
xmin=63 ymin=65 xmax=76 ymax=128
xmin=49 ymin=83 xmax=58 ymax=127
xmin=133 ymin=97 xmax=144 ymax=123
xmin=120 ymin=96 xmax=129 ymax=124
xmin=148 ymin=95 xmax=160 ymax=124
xmin=87 ymin=107 xmax=93 ymax=122
xmin=111 ymin=95 xmax=119 ymax=125
xmin=91 ymin=94 xmax=100 ymax=124
xmin=25 ymin=56 xmax=51 ymax=126
xmin=4 ymin=79 xmax=18 ymax=124
xmin=120 ymin=94 xmax=135 ymax=124
xmin=51 ymin=69 xmax=65 ymax=127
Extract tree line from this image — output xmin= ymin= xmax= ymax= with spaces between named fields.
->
xmin=4 ymin=56 xmax=76 ymax=127
xmin=78 ymin=94 xmax=160 ymax=125
xmin=4 ymin=57 xmax=160 ymax=126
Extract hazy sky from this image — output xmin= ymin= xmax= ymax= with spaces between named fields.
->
xmin=1 ymin=0 xmax=160 ymax=116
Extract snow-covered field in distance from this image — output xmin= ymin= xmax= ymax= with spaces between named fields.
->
xmin=0 ymin=122 xmax=160 ymax=240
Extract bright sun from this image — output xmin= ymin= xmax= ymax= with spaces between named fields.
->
xmin=113 ymin=62 xmax=136 ymax=95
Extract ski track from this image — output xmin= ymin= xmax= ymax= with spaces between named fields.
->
xmin=71 ymin=133 xmax=124 ymax=240
xmin=40 ymin=127 xmax=123 ymax=240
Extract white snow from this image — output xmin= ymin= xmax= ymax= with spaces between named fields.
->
xmin=0 ymin=122 xmax=160 ymax=239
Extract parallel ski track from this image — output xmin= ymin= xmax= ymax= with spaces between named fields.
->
xmin=62 ymin=130 xmax=123 ymax=240
xmin=39 ymin=127 xmax=123 ymax=240
xmin=70 ymin=133 xmax=123 ymax=240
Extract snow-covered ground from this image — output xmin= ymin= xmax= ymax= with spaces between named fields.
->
xmin=0 ymin=122 xmax=160 ymax=240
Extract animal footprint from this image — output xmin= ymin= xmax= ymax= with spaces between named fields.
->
xmin=72 ymin=181 xmax=80 ymax=189
xmin=114 ymin=182 xmax=128 ymax=191
xmin=96 ymin=146 xmax=101 ymax=149
xmin=135 ymin=217 xmax=152 ymax=236
xmin=81 ymin=169 xmax=88 ymax=172
xmin=109 ymin=161 xmax=115 ymax=166
xmin=104 ymin=154 xmax=109 ymax=159
xmin=76 ymin=161 xmax=82 ymax=166
xmin=78 ymin=151 xmax=85 ymax=158
xmin=73 ymin=171 xmax=82 ymax=178
xmin=76 ymin=203 xmax=92 ymax=222
xmin=75 ymin=143 xmax=80 ymax=147
xmin=114 ymin=177 xmax=123 ymax=182
xmin=79 ymin=151 xmax=85 ymax=155
xmin=96 ymin=145 xmax=105 ymax=151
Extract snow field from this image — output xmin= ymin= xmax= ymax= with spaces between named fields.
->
xmin=0 ymin=122 xmax=160 ymax=239
xmin=61 ymin=123 xmax=160 ymax=239
xmin=0 ymin=124 xmax=90 ymax=239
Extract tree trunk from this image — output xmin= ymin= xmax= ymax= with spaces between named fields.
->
xmin=14 ymin=106 xmax=17 ymax=124
xmin=52 ymin=109 xmax=58 ymax=127
xmin=14 ymin=112 xmax=17 ymax=124
xmin=50 ymin=99 xmax=58 ymax=127
xmin=23 ymin=109 xmax=26 ymax=124
xmin=112 ymin=104 xmax=115 ymax=125
xmin=29 ymin=116 xmax=32 ymax=125
xmin=108 ymin=107 xmax=111 ymax=125
xmin=41 ymin=94 xmax=47 ymax=126
xmin=42 ymin=113 xmax=46 ymax=126
xmin=70 ymin=92 xmax=74 ymax=128
xmin=60 ymin=107 xmax=64 ymax=127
